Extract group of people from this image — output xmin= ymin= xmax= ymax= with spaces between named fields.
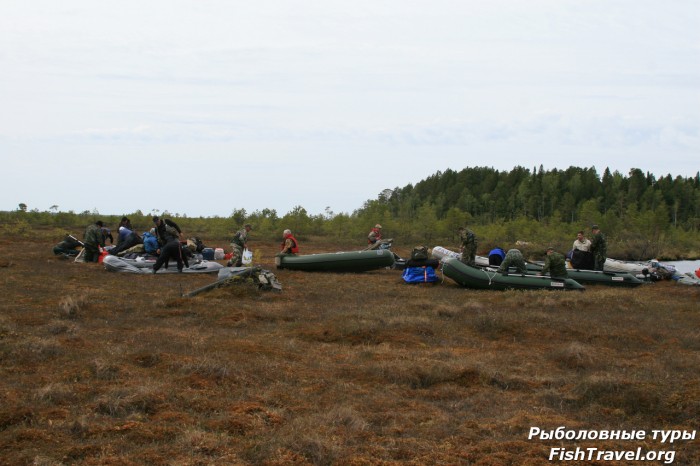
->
xmin=226 ymin=224 xmax=299 ymax=267
xmin=54 ymin=216 xmax=186 ymax=272
xmin=62 ymin=221 xmax=383 ymax=270
xmin=58 ymin=216 xmax=303 ymax=271
xmin=488 ymin=246 xmax=570 ymax=278
xmin=58 ymin=217 xmax=609 ymax=280
xmin=571 ymin=225 xmax=607 ymax=271
xmin=454 ymin=224 xmax=608 ymax=278
xmin=226 ymin=224 xmax=299 ymax=265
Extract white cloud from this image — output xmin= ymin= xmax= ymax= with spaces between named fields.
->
xmin=1 ymin=0 xmax=698 ymax=216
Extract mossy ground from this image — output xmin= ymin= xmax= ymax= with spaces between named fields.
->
xmin=1 ymin=238 xmax=699 ymax=465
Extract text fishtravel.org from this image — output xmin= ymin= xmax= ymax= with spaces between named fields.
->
xmin=529 ymin=426 xmax=696 ymax=464
xmin=549 ymin=447 xmax=675 ymax=464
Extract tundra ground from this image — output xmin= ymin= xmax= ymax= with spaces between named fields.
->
xmin=1 ymin=238 xmax=699 ymax=465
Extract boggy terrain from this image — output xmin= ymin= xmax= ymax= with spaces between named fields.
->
xmin=1 ymin=238 xmax=699 ymax=465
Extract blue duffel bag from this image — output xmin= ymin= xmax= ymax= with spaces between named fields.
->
xmin=402 ymin=266 xmax=439 ymax=284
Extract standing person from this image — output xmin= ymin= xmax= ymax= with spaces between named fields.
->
xmin=366 ymin=224 xmax=383 ymax=250
xmin=590 ymin=224 xmax=607 ymax=271
xmin=151 ymin=216 xmax=187 ymax=273
xmin=83 ymin=221 xmax=106 ymax=262
xmin=458 ymin=226 xmax=478 ymax=266
xmin=572 ymin=230 xmax=592 ymax=252
xmin=541 ymin=247 xmax=569 ymax=278
xmin=497 ymin=248 xmax=527 ymax=274
xmin=228 ymin=224 xmax=252 ymax=267
xmin=280 ymin=229 xmax=299 ymax=255
xmin=152 ymin=216 xmax=183 ymax=246
xmin=571 ymin=230 xmax=594 ymax=269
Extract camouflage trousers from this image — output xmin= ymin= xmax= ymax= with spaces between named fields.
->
xmin=228 ymin=244 xmax=243 ymax=267
xmin=594 ymin=255 xmax=606 ymax=271
xmin=83 ymin=245 xmax=101 ymax=263
xmin=460 ymin=246 xmax=476 ymax=266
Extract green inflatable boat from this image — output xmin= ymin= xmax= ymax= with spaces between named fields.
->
xmin=442 ymin=258 xmax=585 ymax=291
xmin=275 ymin=249 xmax=395 ymax=272
xmin=563 ymin=269 xmax=643 ymax=287
xmin=490 ymin=262 xmax=642 ymax=287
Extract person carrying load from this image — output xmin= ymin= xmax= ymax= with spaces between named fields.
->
xmin=228 ymin=224 xmax=252 ymax=267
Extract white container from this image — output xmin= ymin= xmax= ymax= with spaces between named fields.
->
xmin=214 ymin=248 xmax=224 ymax=260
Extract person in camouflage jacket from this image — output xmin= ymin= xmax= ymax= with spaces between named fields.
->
xmin=541 ymin=247 xmax=568 ymax=278
xmin=497 ymin=248 xmax=527 ymax=274
xmin=590 ymin=225 xmax=607 ymax=271
xmin=83 ymin=221 xmax=106 ymax=262
xmin=458 ymin=226 xmax=477 ymax=266
xmin=228 ymin=224 xmax=252 ymax=267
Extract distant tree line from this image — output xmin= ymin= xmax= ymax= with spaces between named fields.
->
xmin=351 ymin=165 xmax=700 ymax=259
xmin=364 ymin=166 xmax=700 ymax=229
xmin=2 ymin=166 xmax=699 ymax=260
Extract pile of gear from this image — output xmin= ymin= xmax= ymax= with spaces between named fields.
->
xmin=402 ymin=246 xmax=440 ymax=284
xmin=184 ymin=266 xmax=282 ymax=297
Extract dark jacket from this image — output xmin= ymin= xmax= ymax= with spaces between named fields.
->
xmin=155 ymin=219 xmax=182 ymax=245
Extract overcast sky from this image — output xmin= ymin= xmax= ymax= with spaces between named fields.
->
xmin=1 ymin=1 xmax=698 ymax=218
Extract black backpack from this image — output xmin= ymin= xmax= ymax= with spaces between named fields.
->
xmin=192 ymin=237 xmax=205 ymax=252
xmin=411 ymin=246 xmax=429 ymax=261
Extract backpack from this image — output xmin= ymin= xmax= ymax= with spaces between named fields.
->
xmin=187 ymin=237 xmax=205 ymax=253
xmin=163 ymin=223 xmax=179 ymax=241
xmin=411 ymin=246 xmax=429 ymax=261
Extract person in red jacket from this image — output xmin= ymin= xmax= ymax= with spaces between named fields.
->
xmin=366 ymin=224 xmax=382 ymax=249
xmin=280 ymin=229 xmax=299 ymax=255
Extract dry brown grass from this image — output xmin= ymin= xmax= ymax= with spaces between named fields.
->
xmin=1 ymin=238 xmax=699 ymax=465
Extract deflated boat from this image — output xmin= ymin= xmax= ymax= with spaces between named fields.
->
xmin=601 ymin=258 xmax=654 ymax=275
xmin=275 ymin=249 xmax=394 ymax=272
xmin=442 ymin=257 xmax=585 ymax=291
xmin=430 ymin=246 xmax=490 ymax=266
xmin=103 ymin=255 xmax=223 ymax=274
xmin=675 ymin=272 xmax=700 ymax=286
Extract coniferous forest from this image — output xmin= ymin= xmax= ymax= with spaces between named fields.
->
xmin=3 ymin=166 xmax=700 ymax=260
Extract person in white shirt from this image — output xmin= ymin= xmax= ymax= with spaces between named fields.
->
xmin=573 ymin=230 xmax=591 ymax=252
